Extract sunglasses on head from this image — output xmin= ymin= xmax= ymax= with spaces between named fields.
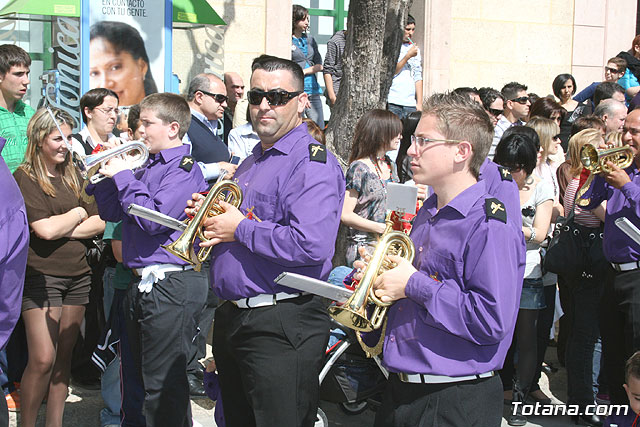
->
xmin=605 ymin=66 xmax=622 ymax=74
xmin=199 ymin=90 xmax=228 ymax=104
xmin=510 ymin=96 xmax=530 ymax=105
xmin=488 ymin=108 xmax=503 ymax=117
xmin=247 ymin=89 xmax=303 ymax=106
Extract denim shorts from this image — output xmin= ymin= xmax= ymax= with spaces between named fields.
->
xmin=519 ymin=277 xmax=546 ymax=310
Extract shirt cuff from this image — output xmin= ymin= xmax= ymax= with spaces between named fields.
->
xmin=404 ymin=271 xmax=438 ymax=304
xmin=198 ymin=162 xmax=221 ymax=181
xmin=234 ymin=218 xmax=255 ymax=247
xmin=111 ymin=169 xmax=136 ymax=189
xmin=621 ymin=180 xmax=640 ymax=201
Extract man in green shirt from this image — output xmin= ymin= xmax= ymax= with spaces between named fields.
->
xmin=0 ymin=44 xmax=34 ymax=172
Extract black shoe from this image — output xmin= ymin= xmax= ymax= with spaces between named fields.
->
xmin=572 ymin=414 xmax=602 ymax=426
xmin=188 ymin=369 xmax=204 ymax=381
xmin=507 ymin=411 xmax=527 ymax=426
xmin=188 ymin=378 xmax=206 ymax=397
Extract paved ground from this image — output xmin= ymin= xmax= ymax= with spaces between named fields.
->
xmin=8 ymin=345 xmax=580 ymax=426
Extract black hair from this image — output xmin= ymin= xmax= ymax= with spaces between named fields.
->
xmin=127 ymin=104 xmax=141 ymax=132
xmin=493 ymin=129 xmax=538 ymax=176
xmin=0 ymin=44 xmax=31 ymax=76
xmin=90 ymin=21 xmax=158 ymax=99
xmin=452 ymin=87 xmax=480 ymax=102
xmin=80 ymin=88 xmax=119 ymax=124
xmin=593 ymin=81 xmax=625 ymax=107
xmin=292 ymin=5 xmax=309 ymax=33
xmin=552 ymin=74 xmax=577 ymax=99
xmin=494 ymin=127 xmax=539 ymax=176
xmin=478 ymin=87 xmax=504 ymax=110
xmin=251 ymin=55 xmax=304 ymax=92
xmin=501 ymin=125 xmax=540 ymax=152
xmin=396 ymin=110 xmax=422 ymax=182
xmin=406 ymin=14 xmax=416 ymax=26
xmin=501 ymin=82 xmax=528 ymax=102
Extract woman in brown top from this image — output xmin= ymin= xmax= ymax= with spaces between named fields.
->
xmin=13 ymin=108 xmax=104 ymax=427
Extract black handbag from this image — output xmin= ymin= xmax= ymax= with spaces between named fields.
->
xmin=543 ymin=208 xmax=587 ymax=277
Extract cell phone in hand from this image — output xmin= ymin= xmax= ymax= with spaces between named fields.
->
xmin=230 ymin=156 xmax=241 ymax=165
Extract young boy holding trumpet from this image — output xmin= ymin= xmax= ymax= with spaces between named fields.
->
xmin=87 ymin=93 xmax=209 ymax=427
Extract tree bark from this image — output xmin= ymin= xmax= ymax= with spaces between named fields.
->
xmin=326 ymin=0 xmax=413 ymax=267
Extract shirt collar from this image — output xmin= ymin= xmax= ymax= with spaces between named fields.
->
xmin=190 ymin=108 xmax=218 ymax=131
xmin=157 ymin=144 xmax=190 ymax=163
xmin=252 ymin=122 xmax=308 ymax=158
xmin=425 ymin=179 xmax=487 ymax=218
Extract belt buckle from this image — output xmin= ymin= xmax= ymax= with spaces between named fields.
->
xmin=397 ymin=372 xmax=410 ymax=383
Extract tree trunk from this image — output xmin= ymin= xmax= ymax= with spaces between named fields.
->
xmin=327 ymin=0 xmax=413 ymax=267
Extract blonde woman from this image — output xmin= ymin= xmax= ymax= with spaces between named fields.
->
xmin=13 ymin=108 xmax=104 ymax=427
xmin=561 ymin=129 xmax=608 ymax=425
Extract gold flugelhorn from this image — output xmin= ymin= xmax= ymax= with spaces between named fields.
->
xmin=78 ymin=140 xmax=149 ymax=184
xmin=328 ymin=212 xmax=415 ymax=333
xmin=575 ymin=144 xmax=634 ymax=207
xmin=162 ymin=177 xmax=243 ymax=271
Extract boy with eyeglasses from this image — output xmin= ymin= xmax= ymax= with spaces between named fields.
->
xmin=356 ymin=93 xmax=524 ymax=426
xmin=192 ymin=54 xmax=345 ymax=427
xmin=489 ymin=82 xmax=531 ymax=159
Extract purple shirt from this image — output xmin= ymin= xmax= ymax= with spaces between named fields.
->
xmin=87 ymin=144 xmax=208 ymax=268
xmin=579 ymin=162 xmax=640 ymax=263
xmin=382 ymin=180 xmax=525 ymax=376
xmin=479 ymin=157 xmax=522 ymax=230
xmin=0 ymin=137 xmax=29 ymax=351
xmin=210 ymin=123 xmax=345 ymax=300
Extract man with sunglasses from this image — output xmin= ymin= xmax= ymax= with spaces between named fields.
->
xmin=185 ymin=73 xmax=238 ymax=183
xmin=358 ymin=93 xmax=524 ymax=426
xmin=194 ymin=55 xmax=344 ymax=427
xmin=489 ymin=82 xmax=530 ymax=159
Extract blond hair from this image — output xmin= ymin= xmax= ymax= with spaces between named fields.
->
xmin=567 ymin=129 xmax=604 ymax=177
xmin=18 ymin=108 xmax=80 ymax=198
xmin=526 ymin=116 xmax=560 ymax=164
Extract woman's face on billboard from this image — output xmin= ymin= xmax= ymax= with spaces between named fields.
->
xmin=89 ymin=37 xmax=148 ymax=106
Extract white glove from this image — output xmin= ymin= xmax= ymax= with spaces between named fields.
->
xmin=137 ymin=265 xmax=167 ymax=293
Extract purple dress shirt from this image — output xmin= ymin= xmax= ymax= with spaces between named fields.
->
xmin=87 ymin=144 xmax=208 ymax=268
xmin=210 ymin=123 xmax=345 ymax=300
xmin=382 ymin=180 xmax=525 ymax=376
xmin=479 ymin=157 xmax=522 ymax=231
xmin=579 ymin=162 xmax=640 ymax=263
xmin=0 ymin=137 xmax=29 ymax=351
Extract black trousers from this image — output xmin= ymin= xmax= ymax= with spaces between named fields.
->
xmin=600 ymin=268 xmax=640 ymax=405
xmin=213 ymin=294 xmax=330 ymax=427
xmin=187 ymin=284 xmax=218 ymax=379
xmin=124 ymin=269 xmax=208 ymax=427
xmin=0 ymin=384 xmax=7 ymax=427
xmin=374 ymin=374 xmax=503 ymax=427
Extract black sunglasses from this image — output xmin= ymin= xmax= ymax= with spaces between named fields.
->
xmin=510 ymin=96 xmax=530 ymax=105
xmin=199 ymin=90 xmax=228 ymax=104
xmin=247 ymin=89 xmax=303 ymax=106
xmin=488 ymin=108 xmax=503 ymax=116
xmin=605 ymin=66 xmax=622 ymax=74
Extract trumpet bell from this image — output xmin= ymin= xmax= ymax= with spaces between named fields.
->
xmin=580 ymin=144 xmax=634 ymax=174
xmin=328 ymin=228 xmax=415 ymax=333
xmin=80 ymin=140 xmax=149 ymax=183
xmin=162 ymin=180 xmax=243 ymax=269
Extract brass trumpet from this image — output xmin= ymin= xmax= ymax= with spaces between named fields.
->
xmin=576 ymin=144 xmax=634 ymax=206
xmin=328 ymin=212 xmax=415 ymax=333
xmin=78 ymin=140 xmax=149 ymax=184
xmin=162 ymin=179 xmax=243 ymax=271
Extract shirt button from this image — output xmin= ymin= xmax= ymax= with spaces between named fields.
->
xmin=389 ymin=336 xmax=395 ymax=342
xmin=419 ymin=247 xmax=423 ymax=252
